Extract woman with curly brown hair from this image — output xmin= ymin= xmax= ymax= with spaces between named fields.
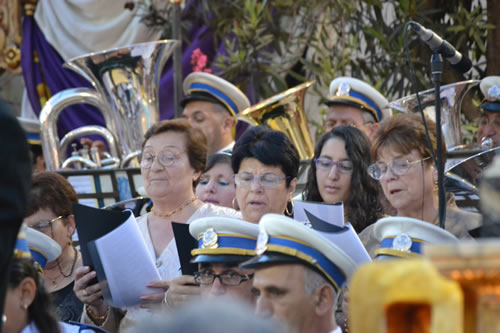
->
xmin=303 ymin=126 xmax=383 ymax=233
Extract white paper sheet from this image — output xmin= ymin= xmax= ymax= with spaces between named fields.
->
xmin=293 ymin=200 xmax=371 ymax=266
xmin=294 ymin=201 xmax=344 ymax=227
xmin=93 ymin=212 xmax=161 ymax=307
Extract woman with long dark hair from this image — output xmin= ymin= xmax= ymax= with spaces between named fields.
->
xmin=303 ymin=126 xmax=383 ymax=233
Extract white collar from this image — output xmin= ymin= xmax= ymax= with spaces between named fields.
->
xmin=329 ymin=327 xmax=343 ymax=333
xmin=216 ymin=141 xmax=235 ymax=154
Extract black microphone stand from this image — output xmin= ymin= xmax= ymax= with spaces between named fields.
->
xmin=430 ymin=52 xmax=447 ymax=229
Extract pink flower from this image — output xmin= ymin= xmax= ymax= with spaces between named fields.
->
xmin=190 ymin=48 xmax=211 ymax=73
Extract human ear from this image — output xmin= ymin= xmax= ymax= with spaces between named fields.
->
xmin=19 ymin=277 xmax=37 ymax=308
xmin=314 ymin=284 xmax=335 ymax=316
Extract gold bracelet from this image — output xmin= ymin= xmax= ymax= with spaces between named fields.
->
xmin=86 ymin=304 xmax=108 ymax=324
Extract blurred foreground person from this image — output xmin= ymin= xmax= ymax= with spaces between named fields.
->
xmin=195 ymin=153 xmax=236 ymax=208
xmin=0 ymin=105 xmax=32 ymax=332
xmin=133 ymin=299 xmax=281 ymax=333
xmin=242 ymin=214 xmax=357 ymax=333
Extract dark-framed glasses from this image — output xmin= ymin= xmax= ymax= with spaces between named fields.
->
xmin=28 ymin=215 xmax=66 ymax=232
xmin=367 ymin=156 xmax=431 ymax=180
xmin=234 ymin=172 xmax=289 ymax=188
xmin=194 ymin=271 xmax=254 ymax=286
xmin=314 ymin=158 xmax=353 ymax=174
xmin=140 ymin=150 xmax=184 ymax=168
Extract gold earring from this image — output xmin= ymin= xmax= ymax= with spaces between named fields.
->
xmin=23 ymin=303 xmax=28 ymax=310
xmin=285 ymin=200 xmax=294 ymax=216
xmin=232 ymin=197 xmax=238 ymax=210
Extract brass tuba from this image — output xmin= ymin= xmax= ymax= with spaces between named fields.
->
xmin=389 ymin=80 xmax=480 ymax=153
xmin=237 ymin=81 xmax=315 ymax=160
xmin=39 ymin=40 xmax=179 ymax=170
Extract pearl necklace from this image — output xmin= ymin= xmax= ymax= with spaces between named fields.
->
xmin=151 ymin=196 xmax=198 ymax=218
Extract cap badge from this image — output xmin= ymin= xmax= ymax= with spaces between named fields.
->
xmin=336 ymin=82 xmax=351 ymax=96
xmin=255 ymin=230 xmax=269 ymax=256
xmin=202 ymin=228 xmax=218 ymax=249
xmin=392 ymin=234 xmax=412 ymax=252
xmin=487 ymin=85 xmax=500 ymax=102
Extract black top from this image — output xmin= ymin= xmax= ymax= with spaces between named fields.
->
xmin=52 ymin=281 xmax=84 ymax=323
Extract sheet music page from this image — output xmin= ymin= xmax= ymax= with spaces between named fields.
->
xmin=293 ymin=201 xmax=344 ymax=227
xmin=94 ymin=212 xmax=162 ymax=307
xmin=293 ymin=200 xmax=371 ymax=265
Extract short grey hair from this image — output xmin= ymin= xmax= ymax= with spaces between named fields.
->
xmin=132 ymin=299 xmax=283 ymax=333
xmin=304 ymin=266 xmax=331 ymax=296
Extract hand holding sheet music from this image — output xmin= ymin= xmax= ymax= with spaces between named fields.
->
xmin=74 ymin=204 xmax=162 ymax=308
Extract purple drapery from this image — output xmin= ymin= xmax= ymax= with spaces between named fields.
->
xmin=20 ymin=7 xmax=218 ymax=139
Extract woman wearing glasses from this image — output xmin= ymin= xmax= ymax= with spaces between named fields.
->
xmin=232 ymin=126 xmax=300 ymax=223
xmin=75 ymin=119 xmax=240 ymax=332
xmin=303 ymin=126 xmax=383 ymax=233
xmin=360 ymin=113 xmax=481 ymax=256
xmin=23 ymin=172 xmax=83 ymax=323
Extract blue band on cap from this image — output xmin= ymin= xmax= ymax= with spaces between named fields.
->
xmin=348 ymin=89 xmax=382 ymax=121
xmin=188 ymin=82 xmax=239 ymax=116
xmin=30 ymin=249 xmax=48 ymax=270
xmin=26 ymin=132 xmax=41 ymax=145
xmin=197 ymin=235 xmax=256 ymax=251
xmin=480 ymin=102 xmax=500 ymax=112
xmin=267 ymin=236 xmax=346 ymax=290
xmin=380 ymin=237 xmax=424 ymax=254
xmin=14 ymin=237 xmax=31 ymax=258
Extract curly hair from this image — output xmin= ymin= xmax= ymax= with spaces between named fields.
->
xmin=8 ymin=257 xmax=61 ymax=333
xmin=303 ymin=126 xmax=383 ymax=233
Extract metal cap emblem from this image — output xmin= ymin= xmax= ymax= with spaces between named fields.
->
xmin=392 ymin=234 xmax=412 ymax=252
xmin=487 ymin=85 xmax=500 ymax=102
xmin=336 ymin=82 xmax=351 ymax=96
xmin=202 ymin=228 xmax=218 ymax=249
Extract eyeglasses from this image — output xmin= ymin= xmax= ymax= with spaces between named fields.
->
xmin=194 ymin=271 xmax=254 ymax=286
xmin=367 ymin=157 xmax=431 ymax=180
xmin=314 ymin=158 xmax=353 ymax=174
xmin=234 ymin=172 xmax=289 ymax=188
xmin=140 ymin=151 xmax=184 ymax=169
xmin=28 ymin=215 xmax=65 ymax=232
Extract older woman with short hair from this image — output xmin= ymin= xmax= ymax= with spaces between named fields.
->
xmin=359 ymin=113 xmax=481 ymax=256
xmin=231 ymin=126 xmax=300 ymax=223
xmin=74 ymin=119 xmax=239 ymax=332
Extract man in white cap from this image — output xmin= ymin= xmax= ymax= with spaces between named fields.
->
xmin=241 ymin=214 xmax=357 ymax=333
xmin=163 ymin=217 xmax=259 ymax=307
xmin=477 ymin=76 xmax=500 ymax=148
xmin=373 ymin=216 xmax=458 ymax=260
xmin=324 ymin=77 xmax=391 ymax=139
xmin=188 ymin=217 xmax=259 ymax=303
xmin=181 ymin=73 xmax=250 ymax=155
